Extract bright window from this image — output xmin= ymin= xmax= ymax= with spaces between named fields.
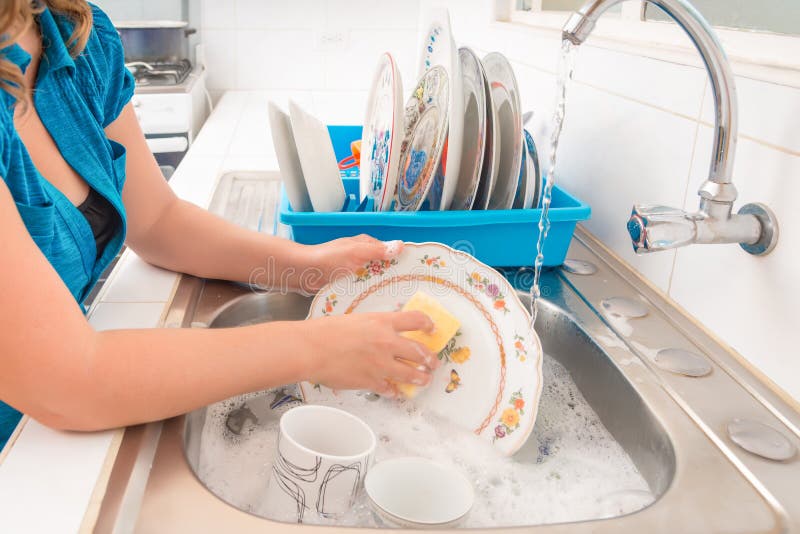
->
xmin=643 ymin=1 xmax=800 ymax=36
xmin=504 ymin=0 xmax=800 ymax=85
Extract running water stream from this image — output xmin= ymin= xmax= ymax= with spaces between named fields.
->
xmin=529 ymin=40 xmax=578 ymax=327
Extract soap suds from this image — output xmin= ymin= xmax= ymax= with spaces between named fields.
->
xmin=195 ymin=355 xmax=654 ymax=527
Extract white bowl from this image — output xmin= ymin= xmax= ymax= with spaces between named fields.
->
xmin=364 ymin=457 xmax=474 ymax=528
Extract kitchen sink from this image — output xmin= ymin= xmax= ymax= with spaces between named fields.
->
xmin=95 ymin=172 xmax=800 ymax=533
xmin=180 ymin=282 xmax=675 ymax=527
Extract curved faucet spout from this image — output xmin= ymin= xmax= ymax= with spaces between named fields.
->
xmin=562 ymin=0 xmax=778 ymax=256
xmin=564 ymin=0 xmax=736 ymax=199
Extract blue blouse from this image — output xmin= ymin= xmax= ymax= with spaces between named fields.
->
xmin=0 ymin=4 xmax=134 ymax=450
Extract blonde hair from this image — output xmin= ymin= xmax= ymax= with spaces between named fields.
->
xmin=0 ymin=0 xmax=92 ymax=104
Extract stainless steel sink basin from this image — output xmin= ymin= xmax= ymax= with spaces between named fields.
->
xmin=180 ymin=282 xmax=675 ymax=527
xmin=95 ymin=172 xmax=800 ymax=533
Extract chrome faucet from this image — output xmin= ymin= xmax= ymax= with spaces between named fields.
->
xmin=563 ymin=0 xmax=779 ymax=256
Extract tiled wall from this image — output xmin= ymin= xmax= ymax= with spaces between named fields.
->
xmin=199 ymin=0 xmax=421 ymax=122
xmin=419 ymin=0 xmax=800 ymax=400
xmin=195 ymin=1 xmax=799 ymax=401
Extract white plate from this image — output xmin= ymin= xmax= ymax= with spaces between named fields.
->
xmin=360 ymin=53 xmax=404 ymax=212
xmin=483 ymin=52 xmax=523 ymax=211
xmin=472 ymin=62 xmax=500 ymax=211
xmin=365 ymin=457 xmax=474 ymax=528
xmin=288 ymin=100 xmax=346 ymax=213
xmin=450 ymin=48 xmax=487 ymax=211
xmin=395 ymin=67 xmax=450 ymax=212
xmin=418 ymin=7 xmax=463 ymax=211
xmin=524 ymin=129 xmax=543 ymax=209
xmin=300 ymin=242 xmax=543 ymax=456
xmin=512 ymin=134 xmax=530 ymax=210
xmin=268 ymin=102 xmax=312 ymax=213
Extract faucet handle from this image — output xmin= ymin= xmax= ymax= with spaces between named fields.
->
xmin=627 ymin=204 xmax=698 ymax=253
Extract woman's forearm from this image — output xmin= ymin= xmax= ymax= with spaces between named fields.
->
xmin=131 ymin=197 xmax=311 ymax=288
xmin=42 ymin=321 xmax=313 ymax=431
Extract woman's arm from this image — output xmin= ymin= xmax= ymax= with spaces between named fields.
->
xmin=109 ymin=104 xmax=369 ymax=292
xmin=0 ymin=178 xmax=435 ymax=432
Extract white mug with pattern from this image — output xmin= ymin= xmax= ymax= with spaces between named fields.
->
xmin=265 ymin=404 xmax=376 ymax=523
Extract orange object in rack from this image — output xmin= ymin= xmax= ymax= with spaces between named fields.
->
xmin=338 ymin=140 xmax=362 ymax=171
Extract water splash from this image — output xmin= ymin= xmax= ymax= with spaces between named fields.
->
xmin=530 ymin=39 xmax=578 ymax=328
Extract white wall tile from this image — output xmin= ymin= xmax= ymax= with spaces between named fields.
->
xmin=326 ymin=0 xmax=420 ymax=30
xmin=323 ymin=30 xmax=418 ymax=92
xmin=509 ymin=62 xmax=557 ymax=147
xmin=312 ymin=91 xmax=370 ymax=125
xmin=201 ymin=0 xmax=237 ymax=29
xmin=671 ymin=127 xmax=800 ymax=398
xmin=502 ymin=24 xmax=561 ymax=73
xmin=227 ymin=92 xmax=312 ymax=158
xmin=236 ymin=30 xmax=325 ymax=90
xmin=201 ymin=30 xmax=239 ymax=91
xmin=235 ymin=0 xmax=325 ymax=30
xmin=554 ymin=83 xmax=695 ymax=290
xmin=573 ymin=46 xmax=707 ymax=119
xmin=700 ymin=76 xmax=800 ymax=154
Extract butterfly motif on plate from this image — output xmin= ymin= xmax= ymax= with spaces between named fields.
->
xmin=445 ymin=369 xmax=461 ymax=394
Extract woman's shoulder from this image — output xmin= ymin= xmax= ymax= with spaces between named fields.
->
xmin=79 ymin=4 xmax=125 ymax=74
xmin=87 ymin=3 xmax=119 ymax=47
xmin=74 ymin=3 xmax=135 ymax=126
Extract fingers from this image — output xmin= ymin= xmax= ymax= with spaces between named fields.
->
xmin=387 ymin=359 xmax=432 ymax=386
xmin=352 ymin=234 xmax=403 ymax=260
xmin=394 ymin=339 xmax=440 ymax=370
xmin=390 ymin=310 xmax=434 ymax=333
xmin=382 ymin=240 xmax=403 ymax=258
xmin=373 ymin=380 xmax=399 ymax=398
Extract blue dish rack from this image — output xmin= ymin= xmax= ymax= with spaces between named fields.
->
xmin=278 ymin=126 xmax=591 ymax=268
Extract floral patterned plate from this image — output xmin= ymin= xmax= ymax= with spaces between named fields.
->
xmin=299 ymin=242 xmax=543 ymax=456
xmin=360 ymin=53 xmax=404 ymax=211
xmin=418 ymin=7 xmax=463 ymax=210
xmin=395 ymin=67 xmax=449 ymax=212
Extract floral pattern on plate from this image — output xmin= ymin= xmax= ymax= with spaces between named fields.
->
xmin=321 ymin=293 xmax=338 ymax=316
xmin=467 ymin=272 xmax=510 ymax=313
xmin=438 ymin=331 xmax=471 ymax=364
xmin=361 ymin=53 xmax=404 ymax=211
xmin=513 ymin=334 xmax=529 ymax=362
xmin=420 ymin=254 xmax=446 ymax=269
xmin=355 ymin=259 xmax=398 ymax=283
xmin=494 ymin=389 xmax=525 ymax=441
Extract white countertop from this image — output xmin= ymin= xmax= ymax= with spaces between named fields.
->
xmin=0 ymin=91 xmax=338 ymax=533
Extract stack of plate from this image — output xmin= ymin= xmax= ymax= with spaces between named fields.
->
xmin=359 ymin=8 xmax=543 ymax=213
xmin=272 ymin=7 xmax=542 ymax=215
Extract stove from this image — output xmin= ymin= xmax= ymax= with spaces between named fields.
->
xmin=126 ymin=59 xmax=194 ymax=87
xmin=128 ymin=59 xmax=209 ymax=179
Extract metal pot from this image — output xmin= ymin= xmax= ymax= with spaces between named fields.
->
xmin=115 ymin=20 xmax=197 ymax=63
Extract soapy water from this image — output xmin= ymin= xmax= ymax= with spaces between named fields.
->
xmin=530 ymin=39 xmax=578 ymax=328
xmin=195 ymin=354 xmax=654 ymax=528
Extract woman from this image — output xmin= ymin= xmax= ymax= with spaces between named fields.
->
xmin=0 ymin=1 xmax=437 ymax=450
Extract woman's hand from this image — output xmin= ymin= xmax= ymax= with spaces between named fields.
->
xmin=301 ymin=311 xmax=440 ymax=396
xmin=295 ymin=235 xmax=403 ymax=294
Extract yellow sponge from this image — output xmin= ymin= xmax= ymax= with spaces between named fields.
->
xmin=400 ymin=291 xmax=461 ymax=353
xmin=392 ymin=292 xmax=461 ymax=398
